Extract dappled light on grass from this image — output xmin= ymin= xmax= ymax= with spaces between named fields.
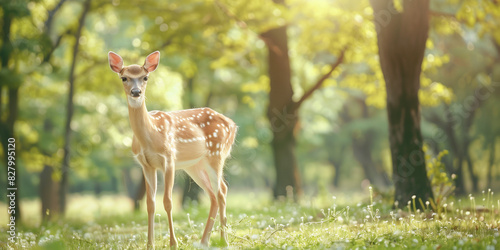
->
xmin=2 ymin=190 xmax=500 ymax=249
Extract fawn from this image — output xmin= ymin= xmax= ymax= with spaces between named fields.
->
xmin=108 ymin=51 xmax=237 ymax=248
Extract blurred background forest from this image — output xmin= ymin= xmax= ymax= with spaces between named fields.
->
xmin=0 ymin=0 xmax=499 ymax=222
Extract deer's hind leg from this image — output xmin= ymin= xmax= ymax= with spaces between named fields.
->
xmin=184 ymin=160 xmax=219 ymax=246
xmin=214 ymin=157 xmax=228 ymax=246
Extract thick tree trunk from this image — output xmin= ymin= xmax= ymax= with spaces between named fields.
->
xmin=270 ymin=117 xmax=301 ymax=199
xmin=60 ymin=0 xmax=91 ymax=214
xmin=261 ymin=25 xmax=302 ymax=200
xmin=371 ymin=0 xmax=434 ymax=208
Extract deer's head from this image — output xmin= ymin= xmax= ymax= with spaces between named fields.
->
xmin=108 ymin=51 xmax=160 ymax=108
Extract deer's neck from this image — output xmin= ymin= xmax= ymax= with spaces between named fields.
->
xmin=128 ymin=101 xmax=153 ymax=146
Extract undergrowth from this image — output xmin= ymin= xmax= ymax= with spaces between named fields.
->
xmin=0 ymin=188 xmax=499 ymax=249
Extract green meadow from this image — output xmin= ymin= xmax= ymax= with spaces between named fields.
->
xmin=2 ymin=190 xmax=499 ymax=249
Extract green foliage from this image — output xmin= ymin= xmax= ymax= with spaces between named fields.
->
xmin=1 ymin=0 xmax=498 ymax=202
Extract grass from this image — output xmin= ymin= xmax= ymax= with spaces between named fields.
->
xmin=1 ymin=189 xmax=500 ymax=249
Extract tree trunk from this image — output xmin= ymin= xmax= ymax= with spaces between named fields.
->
xmin=426 ymin=107 xmax=466 ymax=194
xmin=182 ymin=177 xmax=202 ymax=206
xmin=352 ymin=99 xmax=391 ymax=188
xmin=352 ymin=136 xmax=391 ymax=188
xmin=123 ymin=168 xmax=134 ymax=198
xmin=465 ymin=153 xmax=478 ymax=192
xmin=327 ymin=155 xmax=343 ymax=188
xmin=40 ymin=165 xmax=60 ymax=222
xmin=487 ymin=139 xmax=496 ymax=189
xmin=270 ymin=118 xmax=301 ymax=199
xmin=60 ymin=0 xmax=91 ymax=214
xmin=261 ymin=25 xmax=302 ymax=200
xmin=0 ymin=10 xmax=21 ymax=222
xmin=134 ymin=175 xmax=146 ymax=211
xmin=370 ymin=0 xmax=434 ymax=208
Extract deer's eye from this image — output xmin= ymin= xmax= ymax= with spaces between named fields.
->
xmin=143 ymin=76 xmax=148 ymax=81
xmin=121 ymin=77 xmax=127 ymax=82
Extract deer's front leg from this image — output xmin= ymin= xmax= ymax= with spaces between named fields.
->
xmin=163 ymin=156 xmax=178 ymax=249
xmin=143 ymin=167 xmax=157 ymax=249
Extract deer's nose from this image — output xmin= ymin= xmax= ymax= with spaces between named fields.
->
xmin=131 ymin=88 xmax=141 ymax=97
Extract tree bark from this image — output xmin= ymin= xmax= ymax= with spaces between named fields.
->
xmin=40 ymin=165 xmax=60 ymax=222
xmin=370 ymin=0 xmax=434 ymax=208
xmin=0 ymin=7 xmax=21 ymax=222
xmin=260 ymin=0 xmax=345 ymax=200
xmin=60 ymin=0 xmax=91 ymax=214
xmin=487 ymin=139 xmax=496 ymax=189
xmin=261 ymin=24 xmax=302 ymax=199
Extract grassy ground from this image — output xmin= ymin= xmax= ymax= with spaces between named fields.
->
xmin=1 ymin=189 xmax=500 ymax=249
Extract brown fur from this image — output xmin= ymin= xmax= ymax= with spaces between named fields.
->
xmin=122 ymin=64 xmax=147 ymax=78
xmin=108 ymin=50 xmax=236 ymax=249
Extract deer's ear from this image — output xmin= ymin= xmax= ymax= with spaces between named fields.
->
xmin=144 ymin=51 xmax=160 ymax=72
xmin=108 ymin=51 xmax=123 ymax=73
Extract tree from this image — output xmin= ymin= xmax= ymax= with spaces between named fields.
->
xmin=0 ymin=0 xmax=32 ymax=223
xmin=260 ymin=23 xmax=345 ymax=198
xmin=370 ymin=0 xmax=434 ymax=208
xmin=423 ymin=0 xmax=500 ymax=194
xmin=60 ymin=0 xmax=92 ymax=214
xmin=260 ymin=24 xmax=301 ymax=199
xmin=339 ymin=98 xmax=391 ymax=188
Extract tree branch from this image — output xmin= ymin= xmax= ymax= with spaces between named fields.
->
xmin=429 ymin=10 xmax=456 ymax=19
xmin=214 ymin=0 xmax=248 ymax=29
xmin=45 ymin=0 xmax=67 ymax=35
xmin=160 ymin=38 xmax=173 ymax=50
xmin=295 ymin=48 xmax=346 ymax=108
xmin=43 ymin=29 xmax=72 ymax=63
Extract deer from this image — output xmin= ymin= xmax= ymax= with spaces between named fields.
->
xmin=108 ymin=51 xmax=237 ymax=249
